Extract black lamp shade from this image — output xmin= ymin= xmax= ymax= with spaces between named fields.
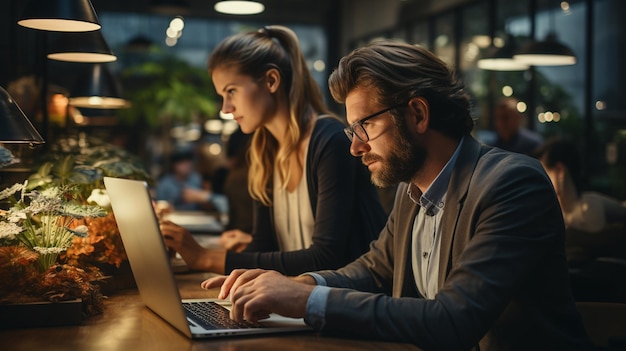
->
xmin=478 ymin=38 xmax=530 ymax=71
xmin=514 ymin=33 xmax=577 ymax=66
xmin=123 ymin=35 xmax=156 ymax=53
xmin=149 ymin=0 xmax=190 ymax=15
xmin=69 ymin=64 xmax=130 ymax=109
xmin=48 ymin=30 xmax=116 ymax=63
xmin=0 ymin=86 xmax=45 ymax=144
xmin=18 ymin=0 xmax=101 ymax=32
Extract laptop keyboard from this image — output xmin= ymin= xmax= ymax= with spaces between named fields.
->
xmin=183 ymin=301 xmax=263 ymax=330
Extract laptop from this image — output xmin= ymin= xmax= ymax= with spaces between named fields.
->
xmin=103 ymin=176 xmax=312 ymax=339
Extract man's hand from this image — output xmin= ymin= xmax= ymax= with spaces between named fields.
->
xmin=182 ymin=187 xmax=211 ymax=204
xmin=201 ymin=269 xmax=316 ymax=323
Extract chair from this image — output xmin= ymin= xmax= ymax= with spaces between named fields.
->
xmin=576 ymin=301 xmax=626 ymax=350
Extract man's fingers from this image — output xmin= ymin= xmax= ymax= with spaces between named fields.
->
xmin=217 ymin=269 xmax=248 ymax=299
xmin=243 ymin=297 xmax=271 ymax=323
xmin=230 ymin=290 xmax=254 ymax=321
xmin=229 ymin=269 xmax=266 ymax=300
xmin=200 ymin=275 xmax=227 ymax=290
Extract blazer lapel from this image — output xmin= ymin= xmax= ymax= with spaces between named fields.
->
xmin=437 ymin=136 xmax=484 ymax=288
xmin=394 ymin=184 xmax=422 ymax=297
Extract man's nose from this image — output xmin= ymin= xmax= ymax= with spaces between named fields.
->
xmin=350 ymin=137 xmax=370 ymax=157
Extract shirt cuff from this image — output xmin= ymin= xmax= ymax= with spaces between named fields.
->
xmin=304 ymin=285 xmax=330 ymax=330
xmin=302 ymin=272 xmax=327 ymax=286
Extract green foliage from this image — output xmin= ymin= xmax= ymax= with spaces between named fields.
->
xmin=116 ymin=56 xmax=219 ymax=128
xmin=25 ymin=137 xmax=153 ymax=203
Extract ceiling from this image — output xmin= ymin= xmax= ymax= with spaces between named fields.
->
xmin=90 ymin=0 xmax=338 ymax=26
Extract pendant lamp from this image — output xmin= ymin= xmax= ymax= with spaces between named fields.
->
xmin=17 ymin=0 xmax=101 ymax=32
xmin=123 ymin=35 xmax=156 ymax=53
xmin=513 ymin=1 xmax=576 ymax=67
xmin=0 ymin=86 xmax=45 ymax=144
xmin=513 ymin=32 xmax=576 ymax=66
xmin=214 ymin=1 xmax=265 ymax=15
xmin=69 ymin=64 xmax=130 ymax=110
xmin=47 ymin=30 xmax=116 ymax=63
xmin=149 ymin=0 xmax=190 ymax=15
xmin=478 ymin=35 xmax=530 ymax=71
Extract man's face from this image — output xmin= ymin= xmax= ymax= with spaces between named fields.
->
xmin=345 ymin=87 xmax=426 ymax=188
xmin=174 ymin=159 xmax=194 ymax=177
xmin=494 ymin=105 xmax=521 ymax=141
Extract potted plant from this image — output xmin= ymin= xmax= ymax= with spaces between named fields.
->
xmin=0 ymin=172 xmax=108 ymax=327
xmin=0 ymin=138 xmax=153 ymax=328
xmin=24 ymin=137 xmax=153 ymax=287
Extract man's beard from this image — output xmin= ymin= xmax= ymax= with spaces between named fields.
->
xmin=362 ymin=124 xmax=426 ymax=188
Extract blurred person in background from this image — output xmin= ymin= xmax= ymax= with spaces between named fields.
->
xmin=155 ymin=150 xmax=205 ymax=211
xmin=537 ymin=137 xmax=626 ymax=233
xmin=492 ymin=97 xmax=543 ymax=157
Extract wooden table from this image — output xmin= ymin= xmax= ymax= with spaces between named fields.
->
xmin=2 ymin=272 xmax=421 ymax=351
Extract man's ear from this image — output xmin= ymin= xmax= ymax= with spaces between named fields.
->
xmin=408 ymin=97 xmax=430 ymax=134
xmin=265 ymin=68 xmax=281 ymax=93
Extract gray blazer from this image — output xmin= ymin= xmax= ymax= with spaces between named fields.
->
xmin=315 ymin=136 xmax=593 ymax=351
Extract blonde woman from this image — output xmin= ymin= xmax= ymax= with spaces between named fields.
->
xmin=159 ymin=25 xmax=386 ymax=276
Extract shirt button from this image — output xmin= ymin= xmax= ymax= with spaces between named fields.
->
xmin=423 ymin=252 xmax=429 ymax=259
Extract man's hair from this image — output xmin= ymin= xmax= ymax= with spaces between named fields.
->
xmin=328 ymin=40 xmax=474 ymax=139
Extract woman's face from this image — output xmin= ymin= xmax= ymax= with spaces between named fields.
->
xmin=211 ymin=65 xmax=276 ymax=134
xmin=540 ymin=159 xmax=560 ymax=192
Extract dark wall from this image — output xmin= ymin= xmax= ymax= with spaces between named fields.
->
xmin=2 ymin=1 xmax=42 ymax=86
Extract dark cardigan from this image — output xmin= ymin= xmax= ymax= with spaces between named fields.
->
xmin=224 ymin=116 xmax=387 ymax=276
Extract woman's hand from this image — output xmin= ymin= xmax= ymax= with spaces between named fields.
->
xmin=220 ymin=229 xmax=253 ymax=252
xmin=159 ymin=220 xmax=226 ymax=273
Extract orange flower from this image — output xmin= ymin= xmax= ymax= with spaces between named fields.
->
xmin=0 ymin=246 xmax=39 ymax=269
xmin=63 ymin=212 xmax=127 ymax=268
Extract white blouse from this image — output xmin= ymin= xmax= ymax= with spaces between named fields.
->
xmin=272 ymin=151 xmax=314 ymax=252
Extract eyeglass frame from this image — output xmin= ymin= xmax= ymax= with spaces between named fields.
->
xmin=344 ymin=102 xmax=406 ymax=143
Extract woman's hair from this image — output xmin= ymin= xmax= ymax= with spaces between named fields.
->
xmin=208 ymin=25 xmax=330 ymax=205
xmin=536 ymin=137 xmax=583 ymax=194
xmin=328 ymin=40 xmax=474 ymax=140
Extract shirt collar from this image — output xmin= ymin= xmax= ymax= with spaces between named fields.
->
xmin=407 ymin=137 xmax=464 ymax=216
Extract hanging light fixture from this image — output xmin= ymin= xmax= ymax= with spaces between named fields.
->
xmin=149 ymin=0 xmax=190 ymax=15
xmin=513 ymin=32 xmax=576 ymax=66
xmin=69 ymin=64 xmax=130 ymax=109
xmin=214 ymin=1 xmax=265 ymax=15
xmin=47 ymin=30 xmax=116 ymax=63
xmin=478 ymin=35 xmax=530 ymax=71
xmin=18 ymin=0 xmax=104 ymax=140
xmin=0 ymin=86 xmax=45 ymax=144
xmin=513 ymin=1 xmax=576 ymax=67
xmin=123 ymin=35 xmax=156 ymax=53
xmin=17 ymin=0 xmax=101 ymax=32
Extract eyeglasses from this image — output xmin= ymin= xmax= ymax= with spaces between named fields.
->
xmin=344 ymin=102 xmax=405 ymax=143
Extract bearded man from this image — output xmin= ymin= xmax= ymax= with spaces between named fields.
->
xmin=201 ymin=41 xmax=593 ymax=351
